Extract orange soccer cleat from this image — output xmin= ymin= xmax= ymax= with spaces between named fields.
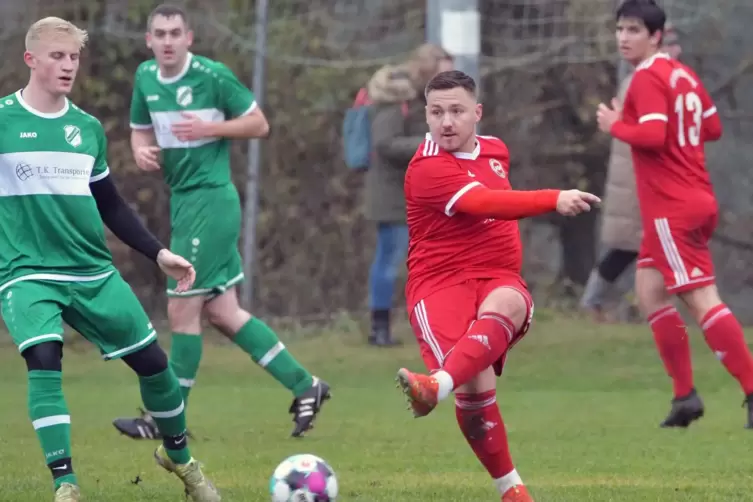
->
xmin=395 ymin=368 xmax=439 ymax=417
xmin=502 ymin=484 xmax=534 ymax=502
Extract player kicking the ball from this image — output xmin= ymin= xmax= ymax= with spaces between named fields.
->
xmin=395 ymin=70 xmax=599 ymax=501
xmin=112 ymin=4 xmax=329 ymax=440
xmin=597 ymin=0 xmax=753 ymax=429
xmin=1 ymin=17 xmax=219 ymax=502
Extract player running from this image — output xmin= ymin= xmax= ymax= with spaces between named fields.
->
xmin=597 ymin=0 xmax=753 ymax=429
xmin=112 ymin=4 xmax=330 ymax=440
xmin=1 ymin=17 xmax=220 ymax=502
xmin=395 ymin=70 xmax=599 ymax=502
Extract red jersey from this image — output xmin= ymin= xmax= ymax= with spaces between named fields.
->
xmin=620 ymin=53 xmax=721 ymax=218
xmin=404 ymin=133 xmax=523 ymax=311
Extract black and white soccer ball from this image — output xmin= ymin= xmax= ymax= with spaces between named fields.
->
xmin=269 ymin=453 xmax=338 ymax=501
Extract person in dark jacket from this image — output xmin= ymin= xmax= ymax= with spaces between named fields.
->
xmin=364 ymin=44 xmax=454 ymax=345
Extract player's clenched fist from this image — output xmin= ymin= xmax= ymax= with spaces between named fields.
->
xmin=556 ymin=189 xmax=601 ymax=216
xmin=134 ymin=145 xmax=162 ymax=171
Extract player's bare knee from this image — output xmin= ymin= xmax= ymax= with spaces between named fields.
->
xmin=478 ymin=287 xmax=527 ymax=330
xmin=121 ymin=341 xmax=168 ymax=377
xmin=204 ymin=289 xmax=250 ymax=336
xmin=22 ymin=341 xmax=63 ymax=372
xmin=635 ymin=268 xmax=672 ymax=317
xmin=678 ymin=284 xmax=722 ymax=324
xmin=167 ymin=296 xmax=203 ymax=334
xmin=455 ymin=367 xmax=496 ymax=394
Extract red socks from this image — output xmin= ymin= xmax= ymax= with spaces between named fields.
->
xmin=647 ymin=306 xmax=694 ymax=398
xmin=441 ymin=313 xmax=514 ymax=390
xmin=649 ymin=304 xmax=753 ymax=397
xmin=455 ymin=390 xmax=514 ymax=479
xmin=701 ymin=305 xmax=753 ymax=395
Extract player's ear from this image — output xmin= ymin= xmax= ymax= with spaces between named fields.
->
xmin=475 ymin=103 xmax=483 ymax=123
xmin=186 ymin=30 xmax=194 ymax=47
xmin=23 ymin=51 xmax=35 ymax=70
xmin=145 ymin=32 xmax=152 ymax=49
xmin=650 ymin=29 xmax=662 ymax=48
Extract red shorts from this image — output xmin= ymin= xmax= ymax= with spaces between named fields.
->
xmin=637 ymin=212 xmax=717 ymax=293
xmin=408 ymin=275 xmax=534 ymax=376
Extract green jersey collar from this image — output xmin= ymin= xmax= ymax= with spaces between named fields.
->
xmin=15 ymin=89 xmax=69 ymax=119
xmin=158 ymin=52 xmax=194 ymax=85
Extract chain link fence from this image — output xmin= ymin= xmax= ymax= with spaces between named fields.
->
xmin=1 ymin=0 xmax=751 ymax=322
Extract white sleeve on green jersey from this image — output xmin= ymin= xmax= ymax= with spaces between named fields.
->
xmin=90 ymin=122 xmax=110 ymax=183
xmin=215 ymin=63 xmax=258 ymax=118
xmin=130 ymin=72 xmax=153 ymax=129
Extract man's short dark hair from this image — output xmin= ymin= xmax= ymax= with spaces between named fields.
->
xmin=148 ymin=3 xmax=190 ymax=30
xmin=616 ymin=0 xmax=666 ymax=35
xmin=425 ymin=70 xmax=477 ymax=98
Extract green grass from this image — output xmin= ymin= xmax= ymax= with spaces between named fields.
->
xmin=1 ymin=315 xmax=753 ymax=501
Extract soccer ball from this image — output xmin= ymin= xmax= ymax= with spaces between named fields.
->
xmin=269 ymin=453 xmax=338 ymax=501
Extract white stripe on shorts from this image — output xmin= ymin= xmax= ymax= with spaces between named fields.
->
xmin=654 ymin=217 xmax=689 ymax=288
xmin=414 ymin=300 xmax=445 ymax=365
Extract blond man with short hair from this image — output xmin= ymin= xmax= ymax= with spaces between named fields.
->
xmin=0 ymin=17 xmax=220 ymax=501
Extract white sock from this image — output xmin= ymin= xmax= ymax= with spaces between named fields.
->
xmin=432 ymin=370 xmax=454 ymax=401
xmin=493 ymin=469 xmax=523 ymax=494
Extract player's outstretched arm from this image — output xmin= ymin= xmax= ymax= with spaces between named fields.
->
xmin=454 ymin=186 xmax=600 ymax=220
xmin=90 ymin=176 xmax=165 ymax=261
xmin=408 ymin=154 xmax=598 ymax=220
xmin=90 ymin=177 xmax=196 ymax=292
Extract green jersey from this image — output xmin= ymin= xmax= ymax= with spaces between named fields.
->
xmin=130 ymin=53 xmax=257 ymax=192
xmin=0 ymin=91 xmax=113 ymax=291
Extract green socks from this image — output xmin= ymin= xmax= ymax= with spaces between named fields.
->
xmin=139 ymin=368 xmax=191 ymax=465
xmin=233 ymin=317 xmax=314 ymax=396
xmin=169 ymin=333 xmax=203 ymax=406
xmin=28 ymin=370 xmax=76 ymax=489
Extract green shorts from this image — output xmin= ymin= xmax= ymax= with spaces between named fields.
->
xmin=0 ymin=271 xmax=157 ymax=360
xmin=168 ymin=184 xmax=244 ymax=298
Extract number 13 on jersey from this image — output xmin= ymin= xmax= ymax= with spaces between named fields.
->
xmin=674 ymin=91 xmax=703 ymax=147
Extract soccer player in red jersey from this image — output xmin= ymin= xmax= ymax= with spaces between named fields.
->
xmin=395 ymin=69 xmax=600 ymax=502
xmin=597 ymin=0 xmax=753 ymax=429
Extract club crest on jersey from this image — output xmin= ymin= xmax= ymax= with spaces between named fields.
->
xmin=489 ymin=158 xmax=505 ymax=178
xmin=63 ymin=125 xmax=82 ymax=147
xmin=176 ymin=86 xmax=193 ymax=107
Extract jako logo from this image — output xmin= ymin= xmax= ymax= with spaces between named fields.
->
xmin=20 ymin=132 xmax=37 ymax=138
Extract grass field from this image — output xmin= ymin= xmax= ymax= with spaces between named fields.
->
xmin=1 ymin=312 xmax=753 ymax=501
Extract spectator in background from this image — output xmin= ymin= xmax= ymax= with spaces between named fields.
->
xmin=581 ymin=23 xmax=681 ymax=321
xmin=364 ymin=43 xmax=454 ymax=346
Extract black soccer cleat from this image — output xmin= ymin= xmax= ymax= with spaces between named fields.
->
xmin=289 ymin=377 xmax=331 ymax=438
xmin=742 ymin=393 xmax=753 ymax=429
xmin=113 ymin=407 xmax=195 ymax=440
xmin=660 ymin=389 xmax=705 ymax=428
xmin=113 ymin=407 xmax=163 ymax=440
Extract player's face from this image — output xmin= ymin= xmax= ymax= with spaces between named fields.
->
xmin=24 ymin=37 xmax=80 ymax=96
xmin=425 ymin=87 xmax=482 ymax=153
xmin=146 ymin=15 xmax=193 ymax=69
xmin=616 ymin=17 xmax=661 ymax=65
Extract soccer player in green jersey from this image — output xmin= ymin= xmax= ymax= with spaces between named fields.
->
xmin=2 ymin=17 xmax=221 ymax=502
xmin=112 ymin=4 xmax=330 ymax=440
